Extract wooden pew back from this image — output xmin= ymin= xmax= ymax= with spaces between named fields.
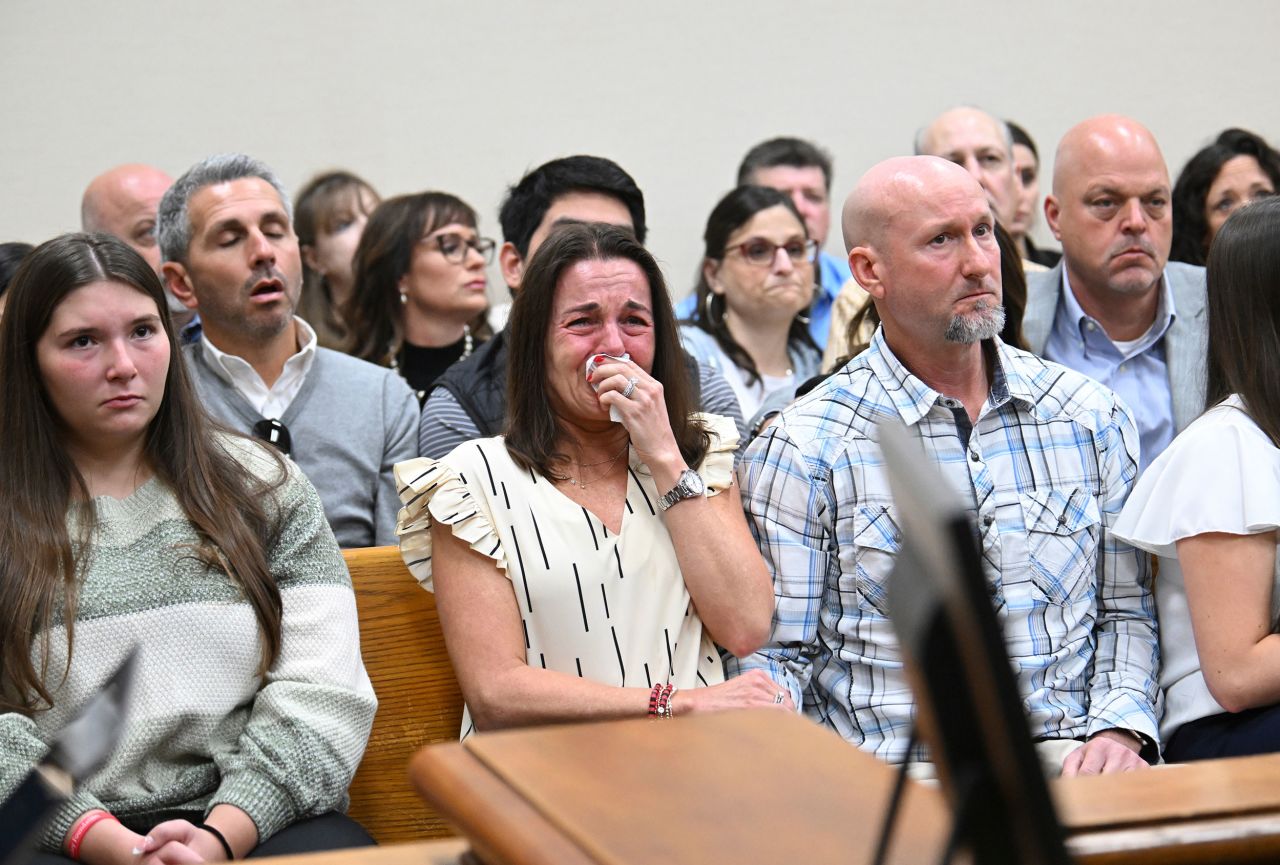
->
xmin=344 ymin=545 xmax=463 ymax=842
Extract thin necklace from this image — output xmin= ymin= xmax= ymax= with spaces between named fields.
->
xmin=553 ymin=440 xmax=629 ymax=489
xmin=389 ymin=324 xmax=473 ymax=400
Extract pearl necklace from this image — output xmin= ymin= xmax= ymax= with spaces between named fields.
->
xmin=389 ymin=324 xmax=473 ymax=401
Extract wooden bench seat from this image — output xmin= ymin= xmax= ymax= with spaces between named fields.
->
xmin=343 ymin=545 xmax=464 ymax=843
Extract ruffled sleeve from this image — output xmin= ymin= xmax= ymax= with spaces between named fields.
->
xmin=394 ymin=454 xmax=507 ymax=592
xmin=1114 ymin=401 xmax=1280 ymax=557
xmin=692 ymin=412 xmax=739 ymax=496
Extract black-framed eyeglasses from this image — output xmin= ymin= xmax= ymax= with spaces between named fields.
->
xmin=724 ymin=238 xmax=818 ymax=268
xmin=253 ymin=418 xmax=292 ymax=456
xmin=421 ymin=232 xmax=497 ymax=265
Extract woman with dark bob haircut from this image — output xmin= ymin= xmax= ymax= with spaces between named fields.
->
xmin=0 ymin=234 xmax=375 ymax=861
xmin=345 ymin=191 xmax=493 ymax=402
xmin=1170 ymin=128 xmax=1280 ymax=266
xmin=1117 ymin=196 xmax=1280 ymax=761
xmin=395 ymin=222 xmax=784 ymax=736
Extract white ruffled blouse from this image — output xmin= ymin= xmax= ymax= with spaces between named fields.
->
xmin=394 ymin=413 xmax=738 ymax=737
xmin=1114 ymin=395 xmax=1280 ymax=742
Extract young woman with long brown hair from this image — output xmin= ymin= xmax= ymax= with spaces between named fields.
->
xmin=1117 ymin=196 xmax=1280 ymax=761
xmin=0 ymin=234 xmax=376 ymax=862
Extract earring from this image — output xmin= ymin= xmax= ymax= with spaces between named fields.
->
xmin=793 ymin=281 xmax=821 ymax=326
xmin=704 ymin=292 xmax=727 ymax=329
xmin=399 ymin=291 xmax=408 ymax=306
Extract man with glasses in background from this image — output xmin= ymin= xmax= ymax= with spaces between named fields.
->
xmin=159 ymin=153 xmax=417 ymax=547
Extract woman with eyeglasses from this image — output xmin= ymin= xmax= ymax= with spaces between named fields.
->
xmin=0 ymin=234 xmax=376 ymax=860
xmin=680 ymin=186 xmax=822 ymax=423
xmin=346 ymin=192 xmax=494 ymax=402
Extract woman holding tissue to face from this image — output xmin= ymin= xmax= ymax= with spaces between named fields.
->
xmin=395 ymin=222 xmax=784 ymax=736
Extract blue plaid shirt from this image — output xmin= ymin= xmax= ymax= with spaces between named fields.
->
xmin=725 ymin=329 xmax=1161 ymax=763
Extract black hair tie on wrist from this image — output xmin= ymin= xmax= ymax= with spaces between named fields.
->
xmin=198 ymin=823 xmax=235 ymax=860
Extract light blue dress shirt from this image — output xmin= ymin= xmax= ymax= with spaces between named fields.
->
xmin=1043 ymin=270 xmax=1176 ymax=471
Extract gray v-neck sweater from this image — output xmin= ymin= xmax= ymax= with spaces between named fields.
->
xmin=183 ymin=342 xmax=420 ymax=547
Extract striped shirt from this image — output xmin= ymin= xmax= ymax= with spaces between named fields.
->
xmin=724 ymin=329 xmax=1161 ymax=763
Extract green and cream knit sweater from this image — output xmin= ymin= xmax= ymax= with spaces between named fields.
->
xmin=0 ymin=435 xmax=377 ymax=849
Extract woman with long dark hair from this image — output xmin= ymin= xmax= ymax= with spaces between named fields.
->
xmin=395 ymin=222 xmax=784 ymax=737
xmin=345 ymin=192 xmax=493 ymax=402
xmin=1116 ymin=197 xmax=1280 ymax=760
xmin=680 ymin=186 xmax=821 ymax=422
xmin=0 ymin=234 xmax=375 ymax=861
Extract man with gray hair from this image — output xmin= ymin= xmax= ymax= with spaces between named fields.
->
xmin=726 ymin=155 xmax=1160 ymax=778
xmin=160 ymin=153 xmax=417 ymax=547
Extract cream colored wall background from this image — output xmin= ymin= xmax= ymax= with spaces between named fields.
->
xmin=2 ymin=0 xmax=1277 ymax=303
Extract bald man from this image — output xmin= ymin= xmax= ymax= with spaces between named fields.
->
xmin=1022 ymin=115 xmax=1207 ymax=470
xmin=81 ymin=164 xmax=172 ymax=271
xmin=916 ymin=106 xmax=1021 ymax=231
xmin=725 ymin=155 xmax=1160 ymax=778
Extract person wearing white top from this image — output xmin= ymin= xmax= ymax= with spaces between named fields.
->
xmin=396 ymin=222 xmax=786 ymax=733
xmin=1114 ymin=197 xmax=1280 ymax=761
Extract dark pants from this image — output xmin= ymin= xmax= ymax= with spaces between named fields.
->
xmin=1164 ymin=704 xmax=1280 ymax=762
xmin=21 ymin=812 xmax=373 ymax=865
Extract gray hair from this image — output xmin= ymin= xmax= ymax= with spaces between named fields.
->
xmin=913 ymin=106 xmax=1014 ymax=157
xmin=157 ymin=153 xmax=292 ymax=264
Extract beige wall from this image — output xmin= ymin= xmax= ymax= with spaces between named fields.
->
xmin=2 ymin=0 xmax=1277 ymax=302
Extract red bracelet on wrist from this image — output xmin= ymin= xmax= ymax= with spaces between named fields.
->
xmin=655 ymin=683 xmax=675 ymax=719
xmin=67 ymin=810 xmax=119 ymax=860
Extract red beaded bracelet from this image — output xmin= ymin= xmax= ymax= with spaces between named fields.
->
xmin=67 ymin=810 xmax=119 ymax=860
xmin=647 ymin=682 xmax=664 ymax=717
xmin=655 ymin=683 xmax=676 ymax=720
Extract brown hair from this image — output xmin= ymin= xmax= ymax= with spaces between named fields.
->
xmin=344 ymin=191 xmax=486 ymax=363
xmin=294 ymin=170 xmax=379 ymax=339
xmin=687 ymin=185 xmax=817 ymax=387
xmin=1205 ymin=196 xmax=1280 ymax=443
xmin=504 ymin=222 xmax=710 ymax=474
xmin=0 ymin=233 xmax=285 ymax=715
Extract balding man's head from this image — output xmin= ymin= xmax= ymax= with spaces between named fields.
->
xmin=844 ymin=156 xmax=1003 ymax=350
xmin=915 ymin=107 xmax=1019 ymax=229
xmin=1045 ymin=115 xmax=1172 ymax=302
xmin=81 ymin=164 xmax=173 ymax=272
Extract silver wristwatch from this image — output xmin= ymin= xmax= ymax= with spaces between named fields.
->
xmin=657 ymin=469 xmax=706 ymax=512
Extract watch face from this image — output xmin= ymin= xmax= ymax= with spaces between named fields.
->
xmin=683 ymin=470 xmax=705 ymax=496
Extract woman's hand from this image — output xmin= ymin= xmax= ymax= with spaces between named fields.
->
xmin=135 ymin=820 xmax=227 ymax=864
xmin=591 ymin=356 xmax=684 ymax=480
xmin=673 ymin=669 xmax=795 ymax=715
xmin=69 ymin=816 xmax=145 ymax=865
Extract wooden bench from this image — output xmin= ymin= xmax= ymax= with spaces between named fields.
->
xmin=343 ymin=545 xmax=464 ymax=843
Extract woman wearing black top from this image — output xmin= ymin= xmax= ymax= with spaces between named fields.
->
xmin=345 ymin=192 xmax=493 ymax=401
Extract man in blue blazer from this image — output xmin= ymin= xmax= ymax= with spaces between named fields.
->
xmin=1023 ymin=115 xmax=1207 ymax=470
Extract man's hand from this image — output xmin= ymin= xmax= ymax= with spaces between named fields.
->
xmin=1061 ymin=729 xmax=1148 ymax=776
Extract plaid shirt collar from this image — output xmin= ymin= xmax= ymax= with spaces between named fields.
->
xmin=861 ymin=327 xmax=1045 ymax=427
